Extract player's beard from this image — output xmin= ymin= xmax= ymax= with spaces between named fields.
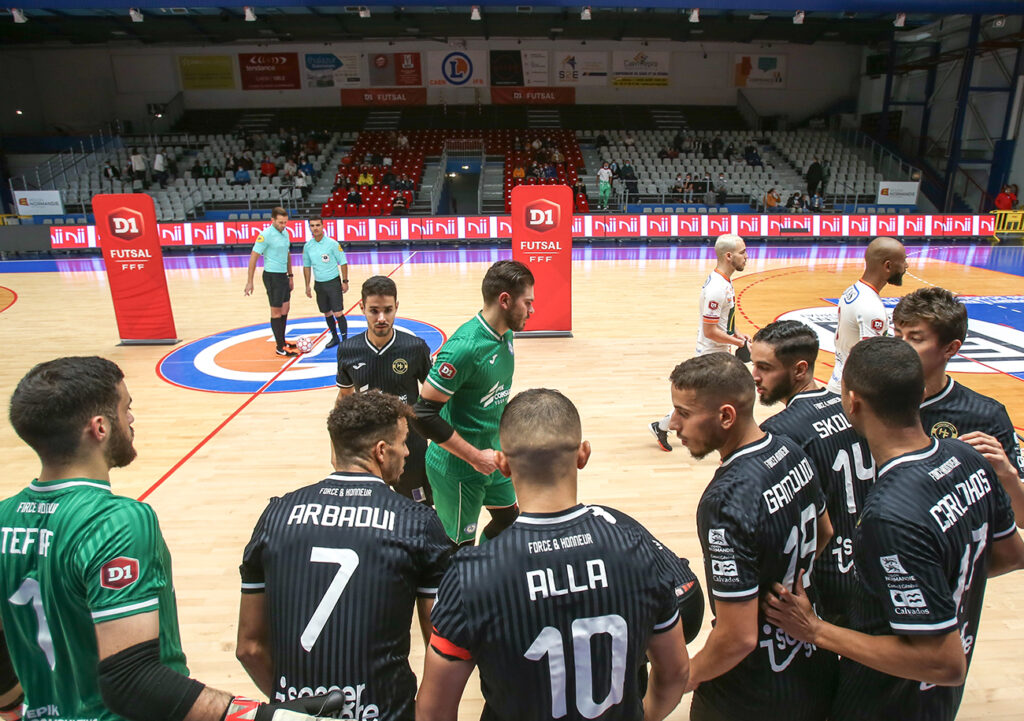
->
xmin=504 ymin=305 xmax=528 ymax=333
xmin=370 ymin=321 xmax=393 ymax=339
xmin=758 ymin=379 xmax=792 ymax=406
xmin=104 ymin=418 xmax=137 ymax=469
xmin=888 ymin=269 xmax=905 ymax=286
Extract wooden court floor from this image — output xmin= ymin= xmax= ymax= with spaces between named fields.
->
xmin=0 ymin=244 xmax=1022 ymax=719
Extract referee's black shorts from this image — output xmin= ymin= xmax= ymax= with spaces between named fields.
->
xmin=262 ymin=271 xmax=291 ymax=307
xmin=314 ymin=277 xmax=345 ymax=314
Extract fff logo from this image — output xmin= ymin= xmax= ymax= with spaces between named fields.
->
xmin=525 ymin=200 xmax=560 ymax=232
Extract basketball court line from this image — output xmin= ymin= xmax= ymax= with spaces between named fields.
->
xmin=0 ymin=286 xmax=17 ymax=313
xmin=137 ymin=250 xmax=419 ymax=502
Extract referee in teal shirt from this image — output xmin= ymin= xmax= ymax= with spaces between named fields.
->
xmin=244 ymin=206 xmax=298 ymax=357
xmin=302 ymin=218 xmax=350 ymax=349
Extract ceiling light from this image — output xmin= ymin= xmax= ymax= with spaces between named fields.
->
xmin=894 ymin=12 xmax=906 ymax=28
xmin=470 ymin=6 xmax=481 ymax=20
xmin=793 ymin=10 xmax=804 ymax=25
xmin=129 ymin=7 xmax=143 ymax=22
xmin=358 ymin=6 xmax=370 ymax=18
xmin=689 ymin=8 xmax=699 ymax=23
xmin=581 ymin=6 xmax=591 ymax=20
xmin=11 ymin=8 xmax=27 ymax=23
xmin=243 ymin=6 xmax=256 ymax=21
xmin=15 ymin=109 xmax=23 ymax=115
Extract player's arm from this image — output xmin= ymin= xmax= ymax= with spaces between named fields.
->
xmin=764 ymin=572 xmax=966 ymax=686
xmin=245 ymin=251 xmax=261 ymax=295
xmin=0 ymin=618 xmax=24 ymax=721
xmin=816 ymin=509 xmax=833 ymax=557
xmin=416 ymin=648 xmax=473 ymax=721
xmin=235 ymin=593 xmax=274 ymax=696
xmin=988 ymin=531 xmax=1024 ymax=578
xmin=685 ymin=598 xmax=758 ymax=691
xmin=960 ymin=430 xmax=1024 ymax=529
xmin=703 ymin=321 xmax=745 ymax=348
xmin=303 ymin=266 xmax=312 ymax=298
xmin=415 ymin=598 xmax=434 ymax=647
xmin=643 ymin=620 xmax=689 ymax=721
xmin=413 ymin=383 xmax=496 ymax=476
xmin=336 ymin=386 xmax=354 ymax=403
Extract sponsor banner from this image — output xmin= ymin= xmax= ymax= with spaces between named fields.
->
xmin=14 ymin=190 xmax=63 ymax=216
xmin=239 ymin=52 xmax=301 ymax=91
xmin=178 ymin=55 xmax=235 ymax=90
xmin=734 ymin=54 xmax=787 ymax=88
xmin=554 ymin=52 xmax=608 ymax=86
xmin=51 ymin=215 xmax=996 ymax=250
xmin=489 ymin=50 xmax=549 ymax=86
xmin=491 ymin=87 xmax=575 ymax=105
xmin=612 ymin=51 xmax=670 ymax=87
xmin=428 ymin=51 xmax=487 ymax=87
xmin=304 ymin=53 xmax=362 ymax=88
xmin=367 ymin=52 xmax=422 ymax=86
xmin=340 ymin=88 xmax=427 ymax=106
xmin=92 ymin=194 xmax=177 ymax=343
xmin=511 ymin=185 xmax=573 ymax=334
xmin=876 ymin=180 xmax=920 ymax=205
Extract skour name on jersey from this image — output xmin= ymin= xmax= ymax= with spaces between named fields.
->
xmin=286 ymin=503 xmax=395 ymax=532
xmin=275 ymin=678 xmax=378 ymax=719
xmin=527 ymin=558 xmax=608 ymax=601
xmin=0 ymin=527 xmax=54 ymax=557
xmin=812 ymin=413 xmax=852 ymax=439
xmin=527 ymin=532 xmax=594 ymax=554
xmin=762 ymin=457 xmax=815 ymax=515
xmin=929 ymin=467 xmax=992 ymax=533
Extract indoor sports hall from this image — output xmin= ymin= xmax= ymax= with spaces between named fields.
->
xmin=2 ymin=2 xmax=1023 ymax=720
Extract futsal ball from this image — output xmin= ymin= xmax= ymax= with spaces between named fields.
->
xmin=295 ymin=336 xmax=315 ymax=354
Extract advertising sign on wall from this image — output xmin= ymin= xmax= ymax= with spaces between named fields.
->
xmin=734 ymin=54 xmax=787 ymax=88
xmin=178 ymin=55 xmax=235 ymax=90
xmin=304 ymin=53 xmax=362 ymax=88
xmin=876 ymin=181 xmax=920 ymax=205
xmin=611 ymin=51 xmax=670 ymax=87
xmin=340 ymin=88 xmax=427 ymax=106
xmin=367 ymin=52 xmax=422 ymax=86
xmin=490 ymin=50 xmax=549 ymax=86
xmin=428 ymin=51 xmax=487 ymax=87
xmin=491 ymin=87 xmax=575 ymax=104
xmin=239 ymin=53 xmax=301 ymax=90
xmin=13 ymin=190 xmax=63 ymax=216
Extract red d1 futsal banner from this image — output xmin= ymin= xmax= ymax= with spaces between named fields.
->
xmin=511 ymin=184 xmax=573 ymax=336
xmin=93 ymin=193 xmax=178 ymax=344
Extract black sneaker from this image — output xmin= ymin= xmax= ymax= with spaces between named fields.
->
xmin=275 ymin=347 xmax=299 ymax=357
xmin=325 ymin=337 xmax=340 ymax=349
xmin=649 ymin=421 xmax=672 ymax=452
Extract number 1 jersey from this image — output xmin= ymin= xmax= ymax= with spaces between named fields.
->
xmin=239 ymin=473 xmax=452 ymax=720
xmin=429 ymin=504 xmax=695 ymax=721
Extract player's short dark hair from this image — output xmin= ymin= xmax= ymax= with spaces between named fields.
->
xmin=892 ymin=287 xmax=968 ymax=346
xmin=669 ymin=353 xmax=755 ymax=410
xmin=361 ymin=275 xmax=398 ymax=302
xmin=328 ymin=390 xmax=412 ymax=461
xmin=270 ymin=206 xmax=288 ymax=219
xmin=482 ymin=260 xmax=534 ymax=304
xmin=308 ymin=217 xmax=323 ymax=225
xmin=752 ymin=321 xmax=819 ymax=371
xmin=843 ymin=337 xmax=923 ymax=427
xmin=9 ymin=357 xmax=124 ymax=464
xmin=500 ymin=389 xmax=581 ymax=483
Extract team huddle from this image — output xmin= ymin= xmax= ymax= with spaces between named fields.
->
xmin=1 ymin=231 xmax=1023 ymax=721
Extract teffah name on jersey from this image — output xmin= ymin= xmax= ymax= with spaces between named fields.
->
xmin=762 ymin=456 xmax=815 ymax=515
xmin=2 ymin=503 xmax=59 ymax=558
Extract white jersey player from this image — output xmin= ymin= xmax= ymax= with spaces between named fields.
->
xmin=650 ymin=234 xmax=748 ymax=452
xmin=825 ymin=237 xmax=908 ymax=394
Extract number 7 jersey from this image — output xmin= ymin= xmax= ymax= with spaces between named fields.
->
xmin=0 ymin=478 xmax=187 ymax=721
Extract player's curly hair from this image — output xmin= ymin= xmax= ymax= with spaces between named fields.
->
xmin=752 ymin=320 xmax=819 ymax=371
xmin=669 ymin=352 xmax=755 ymax=409
xmin=892 ymin=287 xmax=967 ymax=346
xmin=482 ymin=260 xmax=534 ymax=304
xmin=843 ymin=337 xmax=923 ymax=427
xmin=10 ymin=356 xmax=124 ymax=464
xmin=328 ymin=390 xmax=412 ymax=461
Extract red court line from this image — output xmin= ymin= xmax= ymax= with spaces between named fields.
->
xmin=137 ymin=252 xmax=418 ymax=502
xmin=0 ymin=286 xmax=18 ymax=314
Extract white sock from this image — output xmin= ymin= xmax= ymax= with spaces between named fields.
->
xmin=657 ymin=413 xmax=672 ymax=432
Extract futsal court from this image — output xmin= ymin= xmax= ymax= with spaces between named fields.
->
xmin=1 ymin=240 xmax=1023 ymax=719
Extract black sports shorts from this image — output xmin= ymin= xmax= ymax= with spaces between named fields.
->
xmin=314 ymin=277 xmax=344 ymax=314
xmin=262 ymin=271 xmax=291 ymax=307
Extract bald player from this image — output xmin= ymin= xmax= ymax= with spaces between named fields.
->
xmin=650 ymin=233 xmax=749 ymax=452
xmin=825 ymin=237 xmax=908 ymax=394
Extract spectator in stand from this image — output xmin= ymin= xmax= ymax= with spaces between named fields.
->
xmin=573 ymin=177 xmax=587 ymax=199
xmin=620 ymin=159 xmax=638 ymax=199
xmin=381 ymin=168 xmax=396 ymax=189
xmin=765 ymin=187 xmax=781 ymax=212
xmin=528 ymin=162 xmax=542 ymax=179
xmin=224 ymin=154 xmax=237 ymax=173
xmin=550 ymin=148 xmax=565 ymax=167
xmin=357 ymin=168 xmax=375 ymax=187
xmin=512 ymin=164 xmax=525 ymax=179
xmin=102 ymin=160 xmax=120 ymax=182
xmin=594 ymin=133 xmax=609 ymax=148
xmin=701 ymin=171 xmax=713 ymax=195
xmin=672 ymin=128 xmax=686 ymax=152
xmin=202 ymin=161 xmax=216 ymax=179
xmin=190 ymin=160 xmax=203 ymax=180
xmin=391 ymin=193 xmax=408 ymax=215
xmin=240 ymin=151 xmax=255 ymax=171
xmin=543 ymin=163 xmax=558 ymax=180
xmin=396 ymin=132 xmax=409 ymax=149
xmin=608 ymin=160 xmax=620 ymax=179
xmin=715 ymin=174 xmax=728 ymax=205
xmin=670 ymin=174 xmax=685 ymax=200
xmin=130 ymin=148 xmax=147 ymax=183
xmin=712 ymin=135 xmax=724 ymax=158
xmin=746 ymin=146 xmax=763 ymax=168
xmin=233 ymin=166 xmax=251 ymax=186
xmin=261 ymin=157 xmax=277 ymax=178
xmin=682 ymin=173 xmax=694 ymax=203
xmin=299 ymin=157 xmax=315 ymax=177
xmin=810 ymin=191 xmax=824 ymax=212
xmin=346 ymin=186 xmax=363 ymax=208
xmin=382 ymin=154 xmax=393 ymax=167
xmin=397 ymin=175 xmax=414 ymax=192
xmin=623 ymin=133 xmax=635 ymax=148
xmin=800 ymin=193 xmax=811 ymax=212
xmin=294 ymin=169 xmax=309 ymax=195
xmin=530 ymin=137 xmax=543 ymax=153
xmin=724 ymin=141 xmax=736 ymax=163
xmin=806 ymin=156 xmax=824 ymax=196
xmin=995 ymin=184 xmax=1015 ymax=210
xmin=512 ymin=136 xmax=525 ymax=151
xmin=658 ymin=146 xmax=678 ymax=160
xmin=282 ymin=157 xmax=298 ymax=180
xmin=597 ymin=162 xmax=613 ymax=210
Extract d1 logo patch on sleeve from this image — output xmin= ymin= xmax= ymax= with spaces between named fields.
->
xmin=708 ymin=301 xmax=719 ymax=310
xmin=871 ymin=318 xmax=884 ymax=332
xmin=438 ymin=362 xmax=457 ymax=380
xmin=101 ymin=557 xmax=140 ymax=590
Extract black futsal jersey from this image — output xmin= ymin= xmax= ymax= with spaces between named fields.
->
xmin=695 ymin=432 xmax=835 ymax=721
xmin=833 ymin=439 xmax=1016 ymax=721
xmin=429 ymin=504 xmax=696 ymax=721
xmin=761 ymin=388 xmax=874 ymax=625
xmin=920 ymin=377 xmax=1024 ymax=485
xmin=239 ymin=472 xmax=452 ymax=721
xmin=337 ymin=331 xmax=433 ymax=502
